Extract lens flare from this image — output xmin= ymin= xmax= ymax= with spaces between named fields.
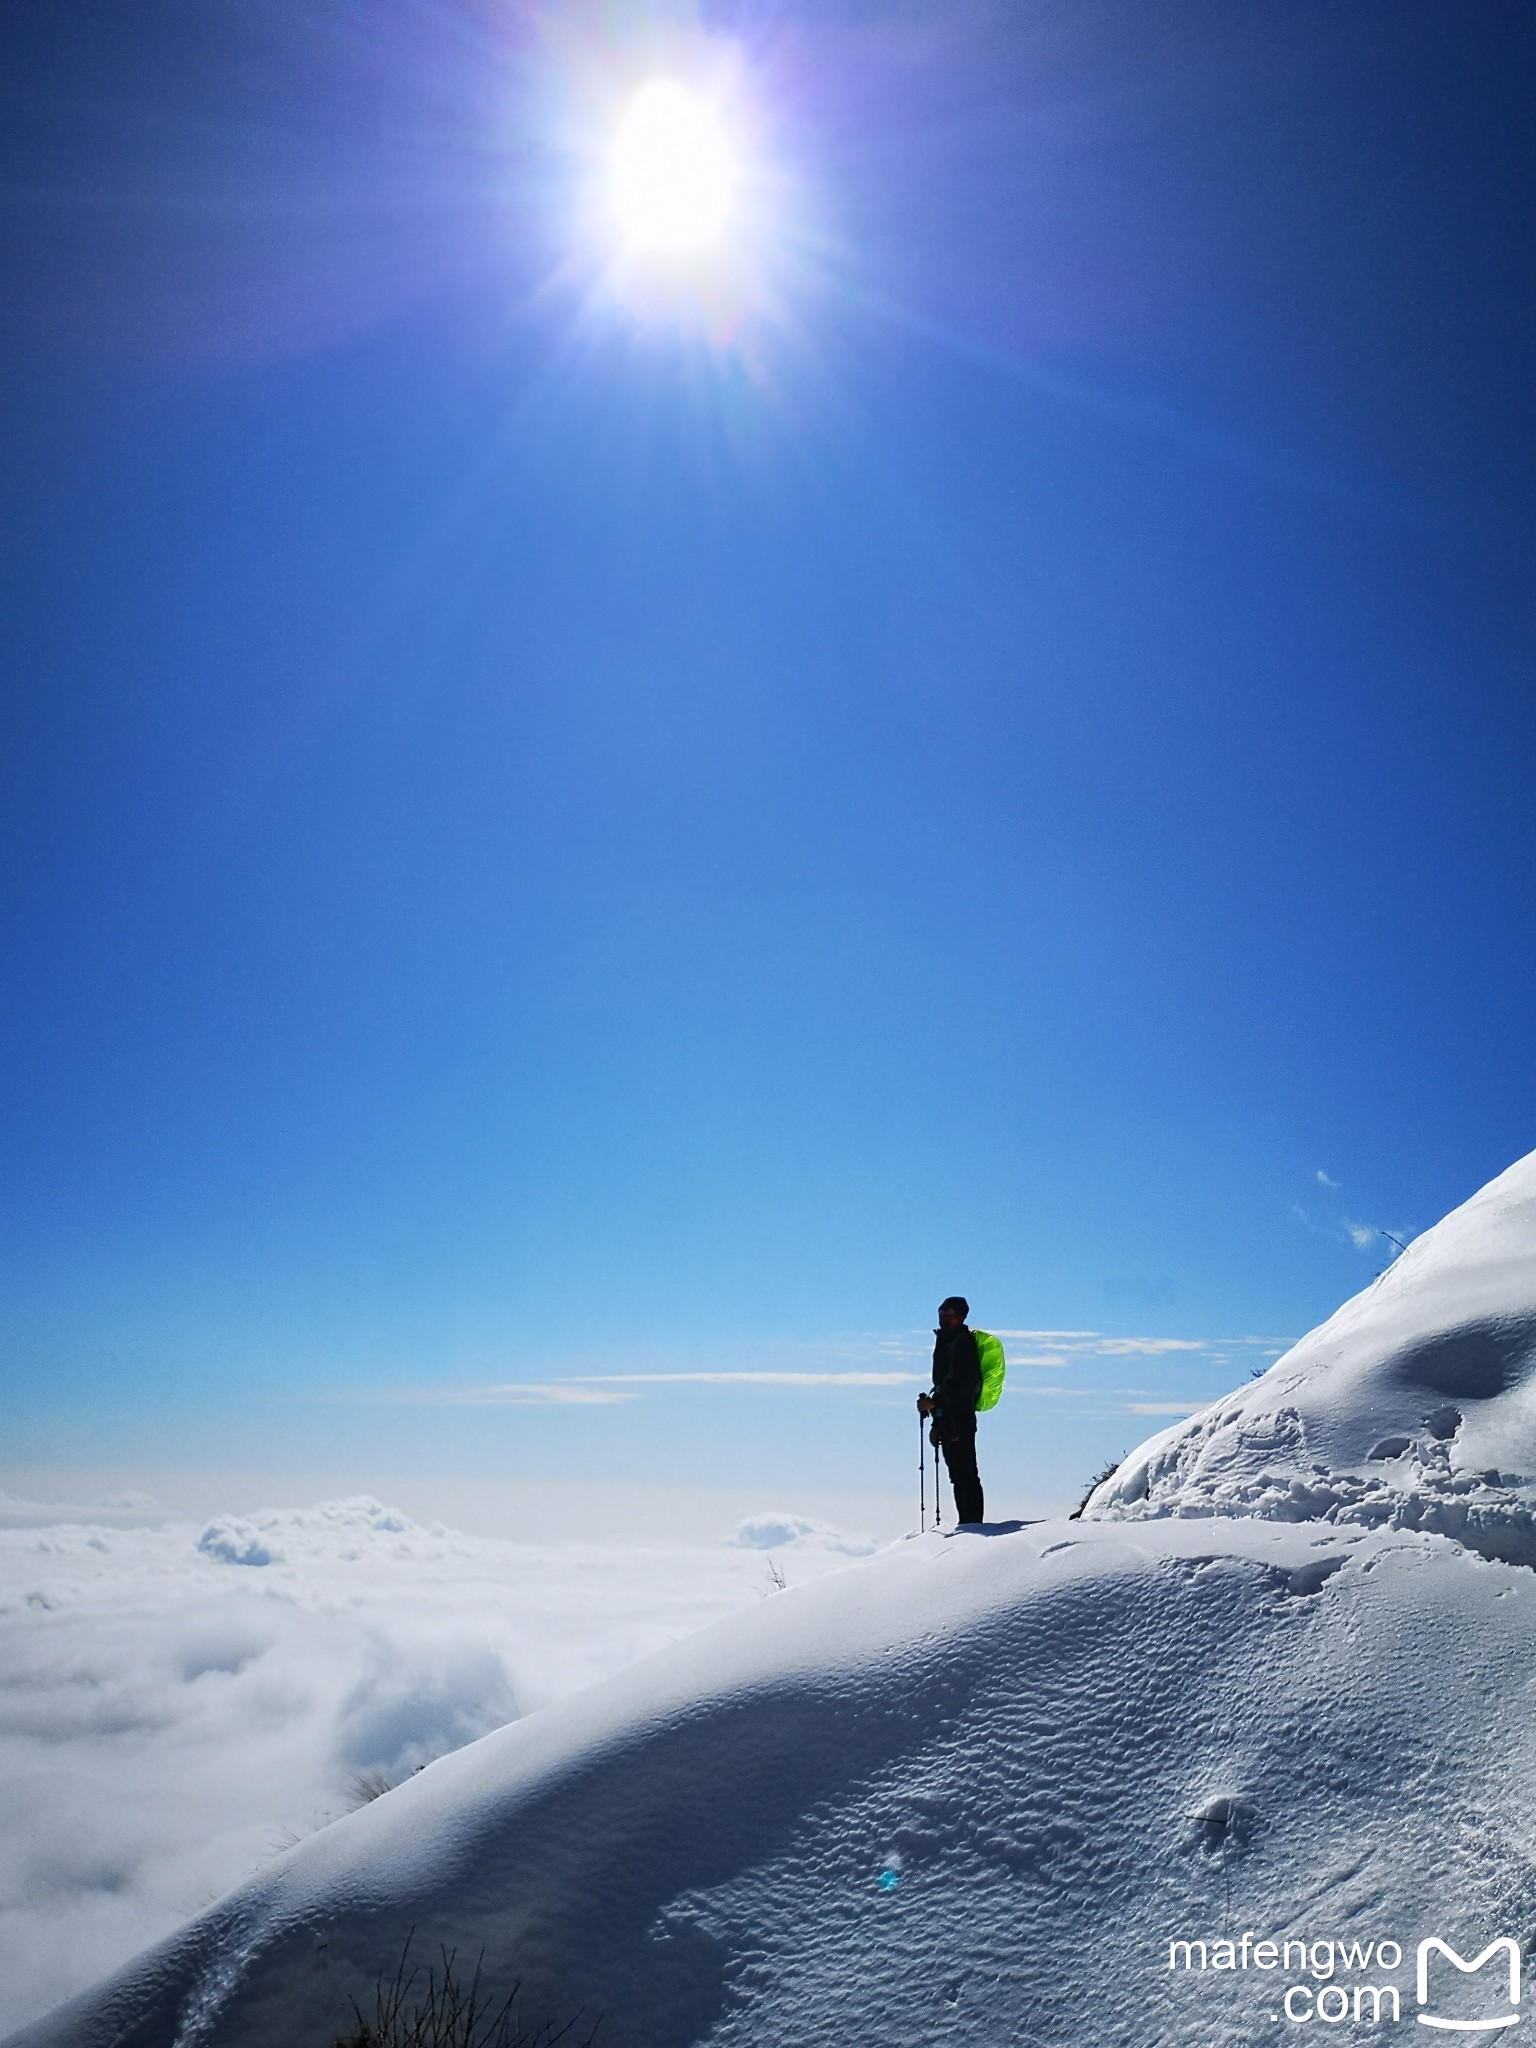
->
xmin=609 ymin=79 xmax=736 ymax=255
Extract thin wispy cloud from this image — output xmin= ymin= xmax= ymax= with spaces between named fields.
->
xmin=396 ymin=1384 xmax=638 ymax=1407
xmin=986 ymin=1330 xmax=1285 ymax=1362
xmin=1121 ymin=1400 xmax=1208 ymax=1416
xmin=373 ymin=1332 xmax=1298 ymax=1413
xmin=569 ymin=1371 xmax=921 ymax=1388
xmin=368 ymin=1374 xmax=925 ymax=1404
xmin=1300 ymin=1174 xmax=1415 ymax=1265
xmin=1092 ymin=1337 xmax=1206 ymax=1357
xmin=989 ymin=1329 xmax=1100 ymax=1341
xmin=364 ymin=1371 xmax=926 ymax=1409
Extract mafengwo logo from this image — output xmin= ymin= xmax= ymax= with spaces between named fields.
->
xmin=1165 ymin=1931 xmax=1522 ymax=2028
xmin=1418 ymin=1940 xmax=1520 ymax=2033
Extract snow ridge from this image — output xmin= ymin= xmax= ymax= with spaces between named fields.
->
xmin=1086 ymin=1382 xmax=1536 ymax=1563
xmin=1084 ymin=1150 xmax=1536 ymax=1565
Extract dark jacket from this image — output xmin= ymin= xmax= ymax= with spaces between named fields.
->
xmin=931 ymin=1325 xmax=981 ymax=1435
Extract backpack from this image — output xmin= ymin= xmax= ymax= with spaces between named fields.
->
xmin=974 ymin=1329 xmax=1006 ymax=1412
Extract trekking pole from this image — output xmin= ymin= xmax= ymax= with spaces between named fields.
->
xmin=919 ymin=1411 xmax=927 ymax=1531
xmin=934 ymin=1431 xmax=942 ymax=1529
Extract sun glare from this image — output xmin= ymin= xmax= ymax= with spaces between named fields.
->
xmin=610 ymin=79 xmax=737 ymax=256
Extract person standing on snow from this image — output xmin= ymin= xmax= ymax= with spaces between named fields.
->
xmin=918 ymin=1295 xmax=985 ymax=1526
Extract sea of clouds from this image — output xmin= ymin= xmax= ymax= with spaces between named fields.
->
xmin=0 ymin=1491 xmax=876 ymax=2033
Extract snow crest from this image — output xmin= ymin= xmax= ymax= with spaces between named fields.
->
xmin=1084 ymin=1150 xmax=1536 ymax=1563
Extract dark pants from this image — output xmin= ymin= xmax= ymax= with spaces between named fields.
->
xmin=940 ymin=1427 xmax=984 ymax=1525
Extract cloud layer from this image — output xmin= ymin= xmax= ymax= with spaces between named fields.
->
xmin=0 ymin=1493 xmax=869 ymax=2032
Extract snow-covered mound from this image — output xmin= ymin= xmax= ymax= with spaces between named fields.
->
xmin=1085 ymin=1149 xmax=1536 ymax=1562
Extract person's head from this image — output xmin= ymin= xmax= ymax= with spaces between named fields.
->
xmin=937 ymin=1296 xmax=969 ymax=1330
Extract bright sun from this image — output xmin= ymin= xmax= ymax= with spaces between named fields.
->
xmin=609 ymin=79 xmax=737 ymax=256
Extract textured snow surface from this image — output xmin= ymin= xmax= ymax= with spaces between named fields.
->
xmin=11 ymin=1152 xmax=1536 ymax=2047
xmin=1084 ymin=1148 xmax=1536 ymax=1560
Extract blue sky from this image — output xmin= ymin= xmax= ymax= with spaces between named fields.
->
xmin=3 ymin=1 xmax=1535 ymax=1518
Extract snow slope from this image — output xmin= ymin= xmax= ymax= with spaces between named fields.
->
xmin=1084 ymin=1148 xmax=1536 ymax=1561
xmin=11 ymin=1152 xmax=1536 ymax=2047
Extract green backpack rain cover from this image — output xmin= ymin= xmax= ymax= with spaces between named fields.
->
xmin=974 ymin=1329 xmax=1006 ymax=1412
